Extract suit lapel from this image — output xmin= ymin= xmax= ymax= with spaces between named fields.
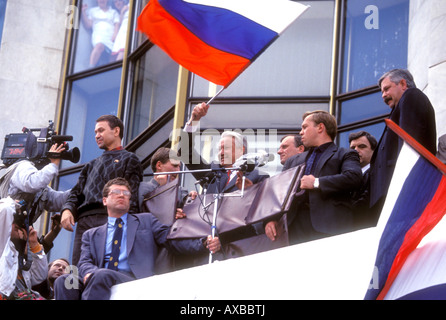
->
xmin=126 ymin=214 xmax=138 ymax=255
xmin=314 ymin=143 xmax=337 ymax=176
xmin=94 ymin=224 xmax=108 ymax=268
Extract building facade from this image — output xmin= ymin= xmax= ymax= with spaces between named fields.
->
xmin=0 ymin=0 xmax=445 ymax=263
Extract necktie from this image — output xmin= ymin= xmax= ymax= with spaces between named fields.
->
xmin=305 ymin=149 xmax=318 ymax=175
xmin=225 ymin=170 xmax=232 ymax=186
xmin=108 ymin=218 xmax=123 ymax=271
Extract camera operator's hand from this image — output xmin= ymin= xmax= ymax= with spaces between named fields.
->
xmin=61 ymin=209 xmax=75 ymax=232
xmin=48 ymin=143 xmax=66 ymax=166
xmin=28 ymin=226 xmax=39 ymax=249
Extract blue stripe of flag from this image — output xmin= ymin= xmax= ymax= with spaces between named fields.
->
xmin=158 ymin=0 xmax=278 ymax=60
xmin=365 ymin=157 xmax=443 ymax=299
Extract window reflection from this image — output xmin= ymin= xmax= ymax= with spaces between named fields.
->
xmin=192 ymin=103 xmax=329 ymax=129
xmin=127 ymin=46 xmax=178 ymax=141
xmin=0 ymin=0 xmax=6 ymax=46
xmin=190 ymin=0 xmax=334 ymax=97
xmin=73 ymin=0 xmax=129 ymax=73
xmin=62 ymin=68 xmax=122 ymax=168
xmin=341 ymin=0 xmax=409 ymax=93
xmin=338 ymin=122 xmax=386 ymax=149
xmin=339 ymin=92 xmax=389 ymax=125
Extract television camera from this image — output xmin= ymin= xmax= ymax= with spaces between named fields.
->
xmin=1 ymin=120 xmax=80 ymax=167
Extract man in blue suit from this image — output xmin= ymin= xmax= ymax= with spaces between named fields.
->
xmin=266 ymin=111 xmax=363 ymax=245
xmin=54 ymin=178 xmax=220 ymax=300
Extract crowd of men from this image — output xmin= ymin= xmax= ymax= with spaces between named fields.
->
xmin=0 ymin=69 xmax=442 ymax=300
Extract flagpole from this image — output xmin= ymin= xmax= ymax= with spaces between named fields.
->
xmin=186 ymin=86 xmax=225 ymax=126
xmin=206 ymin=86 xmax=225 ymax=105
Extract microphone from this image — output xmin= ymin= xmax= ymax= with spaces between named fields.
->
xmin=235 ymin=150 xmax=275 ymax=167
xmin=194 ymin=172 xmax=214 ymax=186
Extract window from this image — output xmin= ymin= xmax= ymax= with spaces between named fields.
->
xmin=336 ymin=0 xmax=409 ymax=144
xmin=127 ymin=45 xmax=178 ymax=141
xmin=72 ymin=0 xmax=130 ymax=73
xmin=62 ymin=68 xmax=122 ymax=168
xmin=186 ymin=0 xmax=335 ymax=181
xmin=341 ymin=0 xmax=409 ymax=93
xmin=0 ymin=0 xmax=6 ymax=46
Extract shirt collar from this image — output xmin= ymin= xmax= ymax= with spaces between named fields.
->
xmin=362 ymin=163 xmax=370 ymax=174
xmin=108 ymin=213 xmax=128 ymax=227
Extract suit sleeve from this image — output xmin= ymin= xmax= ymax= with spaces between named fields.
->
xmin=319 ymin=149 xmax=363 ymax=196
xmin=78 ymin=229 xmax=100 ymax=280
xmin=149 ymin=214 xmax=206 ymax=256
xmin=124 ymin=154 xmax=143 ymax=213
xmin=399 ymin=89 xmax=437 ymax=154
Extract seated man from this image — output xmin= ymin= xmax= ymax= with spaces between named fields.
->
xmin=54 ymin=178 xmax=220 ymax=300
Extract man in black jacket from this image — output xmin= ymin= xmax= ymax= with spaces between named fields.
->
xmin=369 ymin=69 xmax=437 ymax=216
xmin=60 ymin=115 xmax=142 ymax=266
xmin=266 ymin=110 xmax=363 ymax=245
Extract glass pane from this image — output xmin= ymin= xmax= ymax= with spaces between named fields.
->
xmin=341 ymin=0 xmax=409 ymax=93
xmin=133 ymin=0 xmax=149 ymax=51
xmin=72 ymin=0 xmax=129 ymax=73
xmin=48 ymin=173 xmax=80 ymax=265
xmin=190 ymin=0 xmax=335 ymax=97
xmin=339 ymin=92 xmax=389 ymax=125
xmin=338 ymin=122 xmax=386 ymax=149
xmin=62 ymin=68 xmax=122 ymax=168
xmin=127 ymin=46 xmax=178 ymax=141
xmin=189 ymin=103 xmax=329 ymax=129
xmin=0 ymin=0 xmax=6 ymax=45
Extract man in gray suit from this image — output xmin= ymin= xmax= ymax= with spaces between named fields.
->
xmin=266 ymin=111 xmax=363 ymax=245
xmin=54 ymin=178 xmax=220 ymax=300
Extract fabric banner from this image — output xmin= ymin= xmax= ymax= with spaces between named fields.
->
xmin=137 ymin=0 xmax=309 ymax=86
xmin=365 ymin=121 xmax=446 ymax=300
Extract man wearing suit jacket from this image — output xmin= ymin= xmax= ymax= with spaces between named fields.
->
xmin=54 ymin=178 xmax=220 ymax=300
xmin=181 ymin=102 xmax=269 ymax=193
xmin=266 ymin=111 xmax=363 ymax=245
xmin=369 ymin=69 xmax=437 ymax=216
xmin=349 ymin=131 xmax=377 ymax=229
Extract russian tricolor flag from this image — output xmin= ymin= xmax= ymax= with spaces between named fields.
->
xmin=365 ymin=120 xmax=446 ymax=300
xmin=137 ymin=0 xmax=308 ymax=87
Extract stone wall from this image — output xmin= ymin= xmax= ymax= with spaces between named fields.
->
xmin=0 ymin=0 xmax=70 ymax=152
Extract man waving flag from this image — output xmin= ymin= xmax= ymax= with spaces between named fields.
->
xmin=137 ymin=0 xmax=309 ymax=87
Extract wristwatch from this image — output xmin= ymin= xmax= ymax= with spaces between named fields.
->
xmin=313 ymin=178 xmax=319 ymax=189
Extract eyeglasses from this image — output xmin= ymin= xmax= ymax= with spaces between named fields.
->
xmin=109 ymin=189 xmax=131 ymax=197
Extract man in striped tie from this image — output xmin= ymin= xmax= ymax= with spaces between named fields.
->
xmin=54 ymin=177 xmax=220 ymax=300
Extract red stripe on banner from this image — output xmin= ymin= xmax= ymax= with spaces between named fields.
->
xmin=385 ymin=119 xmax=446 ymax=175
xmin=137 ymin=0 xmax=250 ymax=86
xmin=377 ymin=176 xmax=446 ymax=300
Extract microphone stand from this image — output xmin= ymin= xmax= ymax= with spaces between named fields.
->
xmin=146 ymin=164 xmax=249 ymax=264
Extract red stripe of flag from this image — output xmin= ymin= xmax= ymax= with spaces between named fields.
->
xmin=377 ymin=176 xmax=446 ymax=300
xmin=137 ymin=0 xmax=250 ymax=86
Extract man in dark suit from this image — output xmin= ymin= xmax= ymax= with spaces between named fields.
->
xmin=181 ymin=102 xmax=269 ymax=192
xmin=54 ymin=178 xmax=220 ymax=300
xmin=349 ymin=131 xmax=377 ymax=229
xmin=369 ymin=69 xmax=437 ymax=216
xmin=178 ymin=103 xmax=270 ymax=261
xmin=265 ymin=111 xmax=363 ymax=245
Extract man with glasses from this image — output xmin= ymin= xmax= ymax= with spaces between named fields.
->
xmin=54 ymin=178 xmax=221 ymax=300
